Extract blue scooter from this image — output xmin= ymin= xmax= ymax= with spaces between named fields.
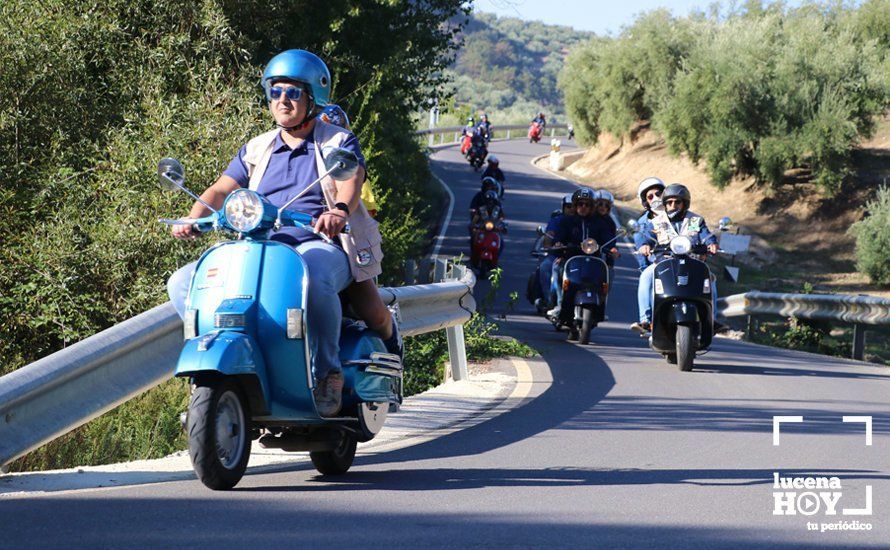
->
xmin=157 ymin=150 xmax=402 ymax=490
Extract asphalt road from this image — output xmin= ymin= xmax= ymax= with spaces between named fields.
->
xmin=3 ymin=139 xmax=889 ymax=548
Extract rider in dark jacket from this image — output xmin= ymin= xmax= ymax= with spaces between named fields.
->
xmin=548 ymin=188 xmax=611 ymax=318
xmin=481 ymin=155 xmax=505 ymax=184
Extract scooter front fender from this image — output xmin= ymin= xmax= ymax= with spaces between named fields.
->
xmin=176 ymin=332 xmax=270 ymax=415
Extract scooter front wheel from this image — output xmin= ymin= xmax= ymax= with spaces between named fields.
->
xmin=579 ymin=308 xmax=593 ymax=345
xmin=310 ymin=433 xmax=357 ymax=475
xmin=676 ymin=324 xmax=697 ymax=372
xmin=187 ymin=378 xmax=251 ymax=490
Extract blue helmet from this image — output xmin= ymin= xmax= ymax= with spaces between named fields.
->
xmin=318 ymin=104 xmax=351 ymax=130
xmin=262 ymin=49 xmax=331 ymax=106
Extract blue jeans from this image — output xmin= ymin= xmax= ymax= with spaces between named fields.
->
xmin=538 ymin=255 xmax=556 ymax=303
xmin=551 ymin=259 xmax=565 ymax=307
xmin=167 ymin=240 xmax=352 ymax=381
xmin=637 ymin=263 xmax=718 ymax=323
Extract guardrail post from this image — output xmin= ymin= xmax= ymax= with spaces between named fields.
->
xmin=550 ymin=128 xmax=555 ymax=137
xmin=446 ymin=324 xmax=469 ymax=382
xmin=507 ymin=129 xmax=512 ymax=139
xmin=444 ymin=260 xmax=469 ymax=382
xmin=418 ymin=258 xmax=433 ymax=284
xmin=428 ymin=133 xmax=434 ymax=147
xmin=404 ymin=260 xmax=417 ymax=286
xmin=852 ymin=323 xmax=866 ymax=361
xmin=434 ymin=258 xmax=447 ymax=283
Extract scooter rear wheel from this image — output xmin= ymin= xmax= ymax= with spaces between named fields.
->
xmin=187 ymin=378 xmax=251 ymax=490
xmin=310 ymin=433 xmax=357 ymax=475
xmin=676 ymin=324 xmax=697 ymax=372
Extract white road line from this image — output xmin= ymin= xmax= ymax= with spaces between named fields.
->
xmin=430 ymin=171 xmax=456 ymax=260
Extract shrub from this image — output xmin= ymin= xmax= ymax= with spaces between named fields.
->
xmin=850 ymin=186 xmax=890 ymax=285
xmin=559 ymin=1 xmax=889 ymax=194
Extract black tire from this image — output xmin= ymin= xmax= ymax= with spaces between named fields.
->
xmin=310 ymin=433 xmax=357 ymax=475
xmin=479 ymin=259 xmax=492 ymax=277
xmin=579 ymin=308 xmax=593 ymax=345
xmin=187 ymin=378 xmax=251 ymax=490
xmin=676 ymin=324 xmax=696 ymax=372
xmin=666 ymin=354 xmax=678 ymax=364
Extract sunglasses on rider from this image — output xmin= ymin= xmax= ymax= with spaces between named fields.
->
xmin=646 ymin=190 xmax=663 ymax=200
xmin=269 ymin=86 xmax=304 ymax=102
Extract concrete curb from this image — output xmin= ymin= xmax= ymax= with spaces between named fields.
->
xmin=0 ymin=356 xmax=542 ymax=497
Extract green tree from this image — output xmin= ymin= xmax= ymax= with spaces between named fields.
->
xmin=850 ymin=186 xmax=890 ymax=286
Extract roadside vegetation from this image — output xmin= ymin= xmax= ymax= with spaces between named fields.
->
xmin=1 ymin=0 xmax=475 ymax=471
xmin=561 ymin=1 xmax=888 ymax=196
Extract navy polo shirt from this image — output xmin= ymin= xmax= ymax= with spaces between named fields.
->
xmin=555 ymin=214 xmax=610 ymax=247
xmin=223 ymin=128 xmax=365 ymax=246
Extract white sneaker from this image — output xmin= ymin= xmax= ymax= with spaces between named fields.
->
xmin=547 ymin=306 xmax=561 ymax=317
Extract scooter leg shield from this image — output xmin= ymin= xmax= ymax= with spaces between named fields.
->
xmin=670 ymin=302 xmax=700 ymax=325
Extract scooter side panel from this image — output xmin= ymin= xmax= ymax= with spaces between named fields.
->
xmin=339 ymin=323 xmax=401 ymax=405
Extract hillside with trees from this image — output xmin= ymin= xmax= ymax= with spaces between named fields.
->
xmin=440 ymin=11 xmax=591 ymax=125
xmin=559 ymin=0 xmax=890 ymax=287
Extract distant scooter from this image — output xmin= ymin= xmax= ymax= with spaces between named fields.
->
xmin=470 ymin=214 xmax=506 ymax=276
xmin=156 ymin=150 xmax=402 ymax=490
xmin=467 ymin=143 xmax=487 ymax=171
xmin=528 ymin=122 xmax=543 ymax=143
xmin=647 ymin=236 xmax=717 ymax=371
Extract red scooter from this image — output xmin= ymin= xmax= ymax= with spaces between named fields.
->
xmin=460 ymin=133 xmax=472 ymax=155
xmin=470 ymin=215 xmax=506 ymax=276
xmin=528 ymin=122 xmax=543 ymax=143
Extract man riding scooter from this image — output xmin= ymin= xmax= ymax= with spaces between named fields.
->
xmin=632 ymin=177 xmax=666 ymax=272
xmin=469 ymin=190 xmax=506 ymax=274
xmin=477 ymin=113 xmax=492 ymax=144
xmin=630 ymin=183 xmax=718 ymax=334
xmin=481 ymin=156 xmax=505 ymax=196
xmin=469 ymin=177 xmax=503 ymax=222
xmin=547 ymin=189 xmax=613 ymax=319
xmin=594 ymin=189 xmax=620 ymax=280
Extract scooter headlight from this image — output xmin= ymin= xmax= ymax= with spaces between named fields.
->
xmin=224 ymin=189 xmax=265 ymax=233
xmin=484 ymin=221 xmax=495 ymax=231
xmin=670 ymin=236 xmax=693 ymax=255
xmin=581 ymin=238 xmax=599 ymax=255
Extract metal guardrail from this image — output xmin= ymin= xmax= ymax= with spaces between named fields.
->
xmin=418 ymin=123 xmax=569 ymax=147
xmin=0 ymin=274 xmax=476 ymax=469
xmin=717 ymin=291 xmax=890 ymax=360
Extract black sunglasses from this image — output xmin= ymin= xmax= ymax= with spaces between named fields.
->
xmin=269 ymin=86 xmax=304 ymax=102
xmin=646 ymin=190 xmax=662 ymax=200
